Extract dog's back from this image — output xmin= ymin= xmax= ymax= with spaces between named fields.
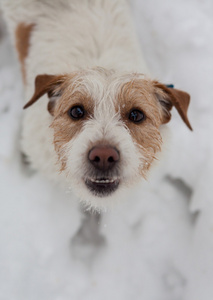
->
xmin=2 ymin=0 xmax=149 ymax=88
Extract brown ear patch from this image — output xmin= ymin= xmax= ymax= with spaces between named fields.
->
xmin=15 ymin=23 xmax=35 ymax=83
xmin=154 ymin=82 xmax=192 ymax=130
xmin=23 ymin=74 xmax=67 ymax=114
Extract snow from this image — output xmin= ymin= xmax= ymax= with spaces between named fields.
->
xmin=0 ymin=0 xmax=213 ymax=299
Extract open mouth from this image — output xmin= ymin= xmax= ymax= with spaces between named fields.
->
xmin=85 ymin=177 xmax=120 ymax=197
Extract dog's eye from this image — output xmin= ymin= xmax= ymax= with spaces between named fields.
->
xmin=69 ymin=106 xmax=85 ymax=120
xmin=129 ymin=109 xmax=145 ymax=123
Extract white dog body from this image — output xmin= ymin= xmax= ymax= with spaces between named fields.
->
xmin=2 ymin=0 xmax=191 ymax=209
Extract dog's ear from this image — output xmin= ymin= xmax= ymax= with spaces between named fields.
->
xmin=24 ymin=74 xmax=66 ymax=115
xmin=154 ymin=82 xmax=192 ymax=130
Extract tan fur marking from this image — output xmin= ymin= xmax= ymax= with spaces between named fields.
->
xmin=15 ymin=23 xmax=34 ymax=83
xmin=26 ymin=72 xmax=94 ymax=170
xmin=51 ymin=83 xmax=94 ymax=171
xmin=117 ymin=79 xmax=163 ymax=177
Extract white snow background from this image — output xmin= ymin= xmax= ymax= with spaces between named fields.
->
xmin=0 ymin=0 xmax=213 ymax=299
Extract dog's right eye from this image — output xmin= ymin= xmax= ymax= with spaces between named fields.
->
xmin=68 ymin=105 xmax=85 ymax=120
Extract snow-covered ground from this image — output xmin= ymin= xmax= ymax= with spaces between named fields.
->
xmin=0 ymin=1 xmax=213 ymax=299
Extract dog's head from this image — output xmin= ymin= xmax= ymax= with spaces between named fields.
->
xmin=24 ymin=68 xmax=191 ymax=209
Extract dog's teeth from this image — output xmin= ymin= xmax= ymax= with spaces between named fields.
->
xmin=89 ymin=178 xmax=118 ymax=184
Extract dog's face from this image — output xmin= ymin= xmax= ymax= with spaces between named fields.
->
xmin=24 ymin=68 xmax=191 ymax=209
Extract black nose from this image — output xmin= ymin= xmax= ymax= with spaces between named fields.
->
xmin=88 ymin=146 xmax=120 ymax=171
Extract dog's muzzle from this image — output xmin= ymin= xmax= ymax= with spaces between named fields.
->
xmin=85 ymin=145 xmax=120 ymax=197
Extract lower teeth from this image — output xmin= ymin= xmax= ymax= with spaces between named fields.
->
xmin=90 ymin=178 xmax=116 ymax=183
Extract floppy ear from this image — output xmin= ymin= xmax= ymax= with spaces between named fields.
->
xmin=154 ymin=82 xmax=192 ymax=130
xmin=23 ymin=74 xmax=66 ymax=115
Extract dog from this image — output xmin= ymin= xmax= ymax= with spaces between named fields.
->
xmin=2 ymin=0 xmax=192 ymax=210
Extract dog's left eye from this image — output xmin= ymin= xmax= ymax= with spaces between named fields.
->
xmin=129 ymin=109 xmax=145 ymax=123
xmin=68 ymin=105 xmax=85 ymax=120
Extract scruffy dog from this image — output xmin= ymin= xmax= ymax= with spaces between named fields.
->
xmin=2 ymin=0 xmax=191 ymax=210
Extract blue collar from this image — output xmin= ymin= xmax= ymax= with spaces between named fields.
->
xmin=165 ymin=84 xmax=174 ymax=88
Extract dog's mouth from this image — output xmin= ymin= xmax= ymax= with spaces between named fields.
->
xmin=85 ymin=177 xmax=120 ymax=197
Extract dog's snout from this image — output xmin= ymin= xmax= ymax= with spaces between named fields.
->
xmin=88 ymin=146 xmax=119 ymax=171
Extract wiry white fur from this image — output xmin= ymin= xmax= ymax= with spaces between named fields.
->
xmin=54 ymin=69 xmax=147 ymax=210
xmin=63 ymin=118 xmax=142 ymax=211
xmin=2 ymin=0 xmax=157 ymax=210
